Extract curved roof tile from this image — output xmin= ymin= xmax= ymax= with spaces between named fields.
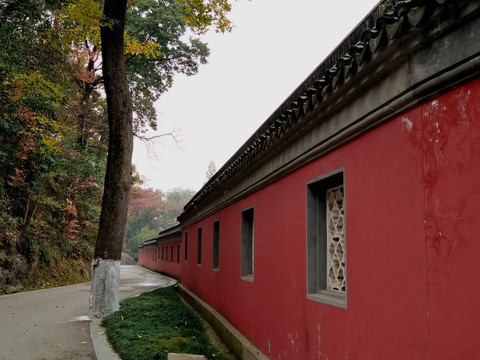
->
xmin=180 ymin=0 xmax=454 ymax=217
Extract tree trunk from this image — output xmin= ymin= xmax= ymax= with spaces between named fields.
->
xmin=89 ymin=0 xmax=133 ymax=319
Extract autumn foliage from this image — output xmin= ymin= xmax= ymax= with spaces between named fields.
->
xmin=0 ymin=0 xmax=231 ymax=293
xmin=124 ymin=187 xmax=195 ymax=259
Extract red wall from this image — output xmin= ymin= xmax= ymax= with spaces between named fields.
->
xmin=179 ymin=79 xmax=480 ymax=359
xmin=138 ymin=241 xmax=182 ymax=279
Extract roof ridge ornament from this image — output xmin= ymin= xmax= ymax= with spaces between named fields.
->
xmin=407 ymin=5 xmax=428 ymax=26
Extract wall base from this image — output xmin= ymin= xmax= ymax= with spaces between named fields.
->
xmin=177 ymin=284 xmax=270 ymax=360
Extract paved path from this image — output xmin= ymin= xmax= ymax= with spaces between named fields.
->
xmin=0 ymin=265 xmax=175 ymax=360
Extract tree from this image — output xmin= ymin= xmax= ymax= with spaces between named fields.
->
xmin=164 ymin=187 xmax=196 ymax=226
xmin=90 ymin=0 xmax=232 ymax=319
xmin=89 ymin=0 xmax=133 ymax=319
xmin=131 ymin=227 xmax=159 ymax=250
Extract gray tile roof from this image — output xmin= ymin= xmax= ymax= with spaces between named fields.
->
xmin=180 ymin=0 xmax=465 ymax=218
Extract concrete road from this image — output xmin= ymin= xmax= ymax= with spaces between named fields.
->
xmin=0 ymin=265 xmax=175 ymax=360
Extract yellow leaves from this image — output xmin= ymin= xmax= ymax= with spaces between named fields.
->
xmin=124 ymin=33 xmax=161 ymax=57
xmin=9 ymin=82 xmax=24 ymax=103
xmin=63 ymin=0 xmax=161 ymax=57
xmin=41 ymin=137 xmax=62 ymax=153
xmin=63 ymin=0 xmax=103 ymax=47
xmin=180 ymin=0 xmax=233 ymax=34
xmin=65 ymin=199 xmax=78 ymax=218
xmin=12 ymin=72 xmax=63 ymax=107
xmin=6 ymin=71 xmax=64 ymax=154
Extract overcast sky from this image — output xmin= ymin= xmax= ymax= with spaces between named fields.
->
xmin=132 ymin=0 xmax=380 ymax=193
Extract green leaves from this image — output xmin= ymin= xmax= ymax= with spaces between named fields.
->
xmin=125 ymin=0 xmax=211 ymax=132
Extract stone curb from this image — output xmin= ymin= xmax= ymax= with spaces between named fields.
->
xmin=90 ymin=319 xmax=122 ymax=360
xmin=168 ymin=354 xmax=206 ymax=360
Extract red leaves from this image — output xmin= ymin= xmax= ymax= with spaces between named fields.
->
xmin=65 ymin=219 xmax=80 ymax=238
xmin=129 ymin=187 xmax=166 ymax=212
xmin=73 ymin=68 xmax=97 ymax=84
xmin=8 ymin=168 xmax=26 ymax=187
xmin=18 ymin=135 xmax=37 ymax=153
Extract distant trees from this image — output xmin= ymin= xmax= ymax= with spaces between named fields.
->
xmin=125 ymin=187 xmax=196 ymax=259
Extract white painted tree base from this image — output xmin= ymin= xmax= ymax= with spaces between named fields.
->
xmin=89 ymin=258 xmax=121 ymax=319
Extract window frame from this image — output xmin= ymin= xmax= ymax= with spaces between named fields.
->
xmin=197 ymin=227 xmax=202 ymax=266
xmin=241 ymin=207 xmax=255 ymax=281
xmin=306 ymin=168 xmax=347 ymax=308
xmin=184 ymin=232 xmax=188 ymax=262
xmin=213 ymin=220 xmax=220 ymax=270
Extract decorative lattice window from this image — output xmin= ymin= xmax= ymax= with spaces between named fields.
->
xmin=326 ymin=185 xmax=346 ymax=293
xmin=307 ymin=169 xmax=346 ymax=307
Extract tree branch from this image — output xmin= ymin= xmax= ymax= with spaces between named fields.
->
xmin=125 ymin=53 xmax=137 ymax=65
xmin=134 ymin=126 xmax=185 ymax=162
xmin=134 ymin=131 xmax=178 ymax=142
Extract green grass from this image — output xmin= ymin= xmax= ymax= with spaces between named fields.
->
xmin=102 ymin=287 xmax=230 ymax=360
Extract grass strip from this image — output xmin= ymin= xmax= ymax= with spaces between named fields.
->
xmin=102 ymin=286 xmax=229 ymax=360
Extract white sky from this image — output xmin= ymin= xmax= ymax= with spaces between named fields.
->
xmin=132 ymin=0 xmax=379 ymax=192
